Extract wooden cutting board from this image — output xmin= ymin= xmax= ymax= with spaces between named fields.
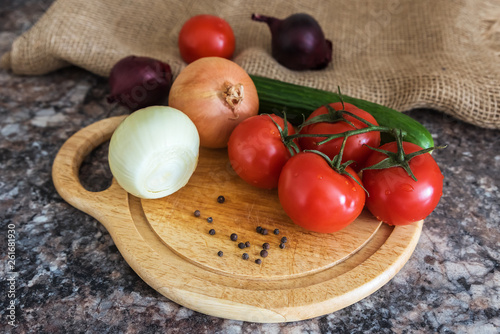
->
xmin=52 ymin=115 xmax=422 ymax=323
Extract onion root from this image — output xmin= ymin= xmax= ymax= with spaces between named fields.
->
xmin=223 ymin=81 xmax=244 ymax=119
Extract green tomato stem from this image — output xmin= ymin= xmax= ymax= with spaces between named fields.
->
xmin=287 ymin=125 xmax=394 ymax=144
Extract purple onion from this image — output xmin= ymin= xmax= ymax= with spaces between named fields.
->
xmin=252 ymin=13 xmax=332 ymax=71
xmin=107 ymin=56 xmax=173 ymax=111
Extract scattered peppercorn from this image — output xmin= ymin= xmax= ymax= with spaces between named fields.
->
xmin=256 ymin=226 xmax=262 ymax=233
xmin=262 ymin=242 xmax=270 ymax=250
xmin=261 ymin=229 xmax=268 ymax=235
xmin=273 ymin=229 xmax=280 ymax=235
xmin=209 ymin=229 xmax=215 ymax=235
xmin=217 ymin=195 xmax=225 ymax=203
xmin=245 ymin=241 xmax=251 ymax=248
xmin=238 ymin=242 xmax=246 ymax=249
xmin=279 ymin=243 xmax=286 ymax=249
xmin=207 ymin=217 xmax=213 ymax=223
xmin=230 ymin=233 xmax=238 ymax=241
xmin=260 ymin=250 xmax=268 ymax=258
xmin=194 ymin=210 xmax=201 ymax=217
xmin=255 ymin=259 xmax=262 ymax=265
xmin=242 ymin=253 xmax=249 ymax=260
xmin=281 ymin=236 xmax=288 ymax=243
xmin=217 ymin=251 xmax=223 ymax=257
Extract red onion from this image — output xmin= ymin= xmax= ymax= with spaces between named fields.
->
xmin=107 ymin=56 xmax=173 ymax=111
xmin=252 ymin=13 xmax=332 ymax=71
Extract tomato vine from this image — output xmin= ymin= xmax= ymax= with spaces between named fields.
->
xmin=274 ymin=88 xmax=446 ymax=181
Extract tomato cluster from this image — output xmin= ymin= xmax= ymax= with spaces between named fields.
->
xmin=227 ymin=103 xmax=444 ymax=233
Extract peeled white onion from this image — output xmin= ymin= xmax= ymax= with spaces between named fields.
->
xmin=108 ymin=106 xmax=199 ymax=199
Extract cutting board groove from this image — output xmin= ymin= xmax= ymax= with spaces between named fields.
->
xmin=52 ymin=116 xmax=422 ymax=323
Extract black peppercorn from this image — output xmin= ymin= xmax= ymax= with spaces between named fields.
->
xmin=260 ymin=250 xmax=268 ymax=258
xmin=242 ymin=253 xmax=249 ymax=260
xmin=194 ymin=210 xmax=201 ymax=217
xmin=230 ymin=233 xmax=238 ymax=241
xmin=217 ymin=251 xmax=223 ymax=257
xmin=255 ymin=259 xmax=262 ymax=265
xmin=217 ymin=195 xmax=225 ymax=203
xmin=262 ymin=242 xmax=270 ymax=250
xmin=279 ymin=243 xmax=286 ymax=249
xmin=256 ymin=226 xmax=262 ymax=233
xmin=207 ymin=217 xmax=213 ymax=223
xmin=261 ymin=229 xmax=268 ymax=235
xmin=281 ymin=236 xmax=288 ymax=243
xmin=245 ymin=241 xmax=251 ymax=248
xmin=273 ymin=229 xmax=280 ymax=235
xmin=238 ymin=242 xmax=246 ymax=249
xmin=209 ymin=229 xmax=215 ymax=235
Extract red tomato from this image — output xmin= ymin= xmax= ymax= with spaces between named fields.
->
xmin=278 ymin=152 xmax=366 ymax=233
xmin=362 ymin=142 xmax=444 ymax=226
xmin=228 ymin=114 xmax=297 ymax=189
xmin=178 ymin=15 xmax=236 ymax=63
xmin=299 ymin=102 xmax=380 ymax=172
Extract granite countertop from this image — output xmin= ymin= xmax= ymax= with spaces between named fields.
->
xmin=1 ymin=1 xmax=499 ymax=333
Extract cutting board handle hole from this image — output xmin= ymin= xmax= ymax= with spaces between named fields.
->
xmin=78 ymin=141 xmax=113 ymax=192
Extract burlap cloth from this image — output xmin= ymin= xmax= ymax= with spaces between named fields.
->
xmin=2 ymin=0 xmax=500 ymax=129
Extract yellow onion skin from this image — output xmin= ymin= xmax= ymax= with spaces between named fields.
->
xmin=168 ymin=57 xmax=259 ymax=149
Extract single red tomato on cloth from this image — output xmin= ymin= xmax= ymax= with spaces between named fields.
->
xmin=178 ymin=14 xmax=236 ymax=63
xmin=362 ymin=142 xmax=444 ymax=226
xmin=228 ymin=114 xmax=298 ymax=190
xmin=299 ymin=102 xmax=381 ymax=172
xmin=278 ymin=151 xmax=366 ymax=233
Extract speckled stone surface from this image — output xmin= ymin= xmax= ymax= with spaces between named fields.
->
xmin=1 ymin=1 xmax=499 ymax=333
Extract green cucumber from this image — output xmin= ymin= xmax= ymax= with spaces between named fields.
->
xmin=250 ymin=75 xmax=434 ymax=149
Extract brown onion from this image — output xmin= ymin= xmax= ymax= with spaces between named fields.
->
xmin=168 ymin=57 xmax=259 ymax=148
